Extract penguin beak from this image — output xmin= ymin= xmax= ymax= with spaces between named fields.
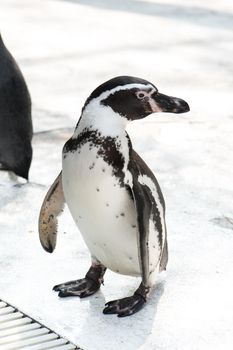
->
xmin=151 ymin=92 xmax=190 ymax=114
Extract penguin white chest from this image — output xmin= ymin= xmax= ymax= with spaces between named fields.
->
xmin=62 ymin=143 xmax=140 ymax=276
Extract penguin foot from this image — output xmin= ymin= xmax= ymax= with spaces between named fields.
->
xmin=103 ymin=295 xmax=145 ymax=317
xmin=54 ymin=277 xmax=101 ymax=298
xmin=53 ymin=263 xmax=106 ymax=298
xmin=103 ymin=283 xmax=150 ymax=317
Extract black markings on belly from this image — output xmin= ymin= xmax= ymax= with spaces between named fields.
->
xmin=96 ymin=188 xmax=100 ymax=192
xmin=63 ymin=129 xmax=125 ymax=185
xmin=116 ymin=213 xmax=126 ymax=219
xmin=106 ymin=203 xmax=109 ymax=207
xmin=132 ymin=224 xmax=136 ymax=228
xmin=89 ymin=162 xmax=95 ymax=170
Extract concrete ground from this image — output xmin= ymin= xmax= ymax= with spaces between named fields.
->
xmin=0 ymin=0 xmax=233 ymax=349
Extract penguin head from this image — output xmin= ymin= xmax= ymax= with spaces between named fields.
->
xmin=82 ymin=76 xmax=190 ymax=124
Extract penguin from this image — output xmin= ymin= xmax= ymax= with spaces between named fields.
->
xmin=39 ymin=76 xmax=189 ymax=317
xmin=0 ymin=34 xmax=32 ymax=180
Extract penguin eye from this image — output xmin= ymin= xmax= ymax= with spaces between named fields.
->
xmin=136 ymin=92 xmax=146 ymax=99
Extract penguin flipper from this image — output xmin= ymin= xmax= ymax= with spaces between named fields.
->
xmin=129 ymin=172 xmax=152 ymax=285
xmin=159 ymin=236 xmax=168 ymax=272
xmin=38 ymin=171 xmax=65 ymax=253
xmin=127 ymin=150 xmax=167 ymax=284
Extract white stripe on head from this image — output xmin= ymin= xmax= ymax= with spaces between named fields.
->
xmin=88 ymin=83 xmax=153 ymax=105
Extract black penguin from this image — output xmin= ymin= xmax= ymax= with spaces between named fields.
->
xmin=0 ymin=34 xmax=32 ymax=180
xmin=39 ymin=76 xmax=190 ymax=317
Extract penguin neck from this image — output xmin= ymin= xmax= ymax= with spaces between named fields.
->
xmin=73 ymin=100 xmax=128 ymax=140
xmin=64 ymin=101 xmax=132 ymax=181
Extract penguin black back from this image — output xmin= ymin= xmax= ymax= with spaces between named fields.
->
xmin=0 ymin=34 xmax=32 ymax=180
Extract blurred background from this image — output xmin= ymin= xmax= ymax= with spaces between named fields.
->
xmin=0 ymin=1 xmax=232 ymax=349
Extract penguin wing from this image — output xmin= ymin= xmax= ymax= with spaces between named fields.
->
xmin=39 ymin=171 xmax=65 ymax=253
xmin=127 ymin=150 xmax=167 ymax=283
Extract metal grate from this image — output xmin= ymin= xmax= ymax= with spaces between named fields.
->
xmin=0 ymin=300 xmax=80 ymax=350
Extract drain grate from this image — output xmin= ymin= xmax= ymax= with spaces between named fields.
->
xmin=0 ymin=300 xmax=80 ymax=350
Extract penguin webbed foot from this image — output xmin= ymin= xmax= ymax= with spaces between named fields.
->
xmin=53 ymin=263 xmax=106 ymax=298
xmin=103 ymin=294 xmax=145 ymax=317
xmin=53 ymin=277 xmax=101 ymax=298
xmin=103 ymin=283 xmax=150 ymax=317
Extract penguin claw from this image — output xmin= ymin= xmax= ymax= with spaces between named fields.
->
xmin=53 ymin=277 xmax=101 ymax=298
xmin=103 ymin=295 xmax=146 ymax=317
